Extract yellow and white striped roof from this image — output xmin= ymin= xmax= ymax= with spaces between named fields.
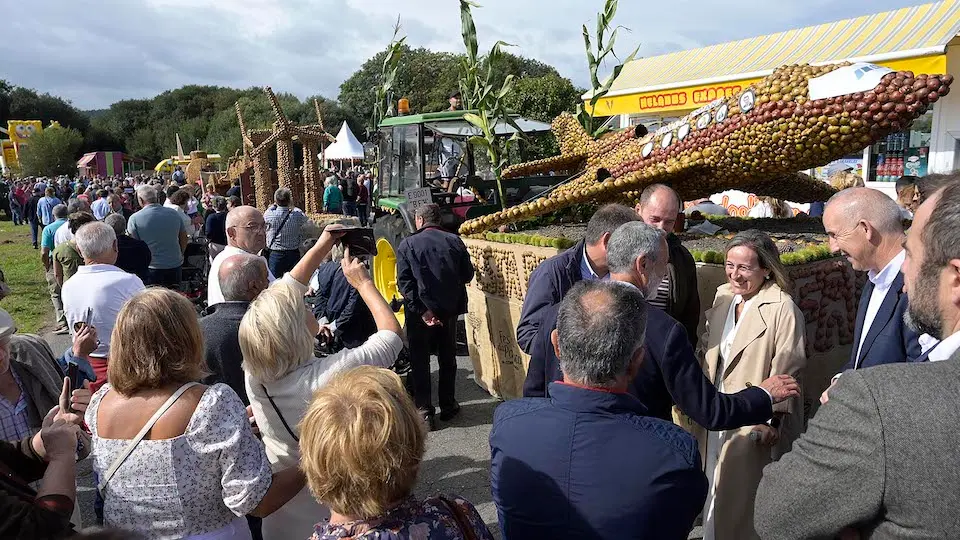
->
xmin=607 ymin=0 xmax=960 ymax=97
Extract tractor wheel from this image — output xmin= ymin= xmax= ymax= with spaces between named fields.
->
xmin=372 ymin=213 xmax=410 ymax=327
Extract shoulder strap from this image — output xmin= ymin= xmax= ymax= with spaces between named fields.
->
xmin=97 ymin=382 xmax=201 ymax=494
xmin=262 ymin=384 xmax=298 ymax=442
xmin=438 ymin=495 xmax=479 ymax=540
xmin=269 ymin=207 xmax=294 ymax=250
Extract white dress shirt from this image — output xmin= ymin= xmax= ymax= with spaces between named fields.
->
xmin=53 ymin=224 xmax=73 ymax=248
xmin=62 ymin=264 xmax=145 ymax=358
xmin=927 ymin=331 xmax=960 ymax=362
xmin=206 ymin=245 xmax=276 ymax=306
xmin=854 ymin=250 xmax=907 ymax=368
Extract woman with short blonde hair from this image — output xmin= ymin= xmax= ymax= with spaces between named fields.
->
xmin=239 ymin=227 xmax=405 ymax=538
xmin=87 ymin=288 xmax=304 ymax=539
xmin=302 ymin=367 xmax=492 ymax=540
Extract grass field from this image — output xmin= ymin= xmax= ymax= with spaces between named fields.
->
xmin=0 ymin=222 xmax=52 ymax=333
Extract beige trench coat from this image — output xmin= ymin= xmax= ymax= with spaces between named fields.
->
xmin=694 ymin=281 xmax=806 ymax=540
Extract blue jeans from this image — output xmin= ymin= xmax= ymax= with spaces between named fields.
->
xmin=29 ymin=220 xmax=39 ymax=246
xmin=342 ymin=201 xmax=357 ymax=217
xmin=356 ymin=204 xmax=368 ymax=226
xmin=268 ymin=249 xmax=300 ymax=278
xmin=10 ymin=207 xmax=22 ymax=225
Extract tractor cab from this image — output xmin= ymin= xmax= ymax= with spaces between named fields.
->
xmin=371 ymin=110 xmax=562 ymax=324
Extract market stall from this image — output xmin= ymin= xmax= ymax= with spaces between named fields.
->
xmin=322 ymin=122 xmax=365 ymax=168
xmin=587 ymin=0 xmax=960 ymax=208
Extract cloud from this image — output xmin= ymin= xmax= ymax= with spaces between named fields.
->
xmin=1 ymin=0 xmax=932 ymax=110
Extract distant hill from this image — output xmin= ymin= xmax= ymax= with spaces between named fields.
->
xmin=83 ymin=109 xmax=109 ymax=119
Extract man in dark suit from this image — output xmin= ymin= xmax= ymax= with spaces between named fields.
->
xmin=397 ymin=203 xmax=475 ymax=427
xmin=516 ymin=204 xmax=640 ymax=354
xmin=821 ymin=188 xmax=926 ymax=404
xmin=198 ymin=253 xmax=269 ymax=405
xmin=492 ymin=280 xmax=707 ymax=539
xmin=756 ymin=181 xmax=960 ymax=539
xmin=312 ymin=258 xmax=376 ymax=350
xmin=523 ymin=221 xmax=800 ymax=430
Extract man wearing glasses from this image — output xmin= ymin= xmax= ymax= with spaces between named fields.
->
xmin=207 ymin=205 xmax=275 ymax=306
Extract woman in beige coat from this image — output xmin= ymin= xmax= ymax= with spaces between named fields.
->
xmin=695 ymin=230 xmax=806 ymax=540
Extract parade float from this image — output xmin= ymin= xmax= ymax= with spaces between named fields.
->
xmin=453 ymin=61 xmax=952 ymax=416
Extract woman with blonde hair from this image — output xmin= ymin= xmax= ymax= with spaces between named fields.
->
xmin=85 ymin=288 xmax=304 ymax=539
xmin=695 ymin=230 xmax=806 ymax=540
xmin=302 ymin=366 xmax=493 ymax=540
xmin=239 ymin=226 xmax=404 ymax=539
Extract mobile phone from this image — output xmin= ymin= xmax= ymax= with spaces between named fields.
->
xmin=340 ymin=227 xmax=377 ymax=257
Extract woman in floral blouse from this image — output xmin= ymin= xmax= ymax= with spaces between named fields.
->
xmin=301 ymin=366 xmax=493 ymax=540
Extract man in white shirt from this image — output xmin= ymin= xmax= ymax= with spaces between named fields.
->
xmin=61 ymin=221 xmax=145 ymax=388
xmin=821 ymin=187 xmax=926 ymax=404
xmin=54 ymin=199 xmax=92 ymax=247
xmin=207 ymin=205 xmax=275 ymax=306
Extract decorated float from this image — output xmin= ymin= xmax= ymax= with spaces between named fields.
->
xmin=453 ymin=61 xmax=951 ymax=417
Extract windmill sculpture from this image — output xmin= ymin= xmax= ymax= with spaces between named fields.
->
xmin=236 ymin=87 xmax=335 ymax=212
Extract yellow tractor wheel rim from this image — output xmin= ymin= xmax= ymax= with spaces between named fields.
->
xmin=373 ymin=237 xmax=405 ymax=327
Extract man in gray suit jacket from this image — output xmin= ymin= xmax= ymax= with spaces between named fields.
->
xmin=755 ymin=179 xmax=960 ymax=539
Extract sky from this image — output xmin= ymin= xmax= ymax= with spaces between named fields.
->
xmin=3 ymin=0 xmax=934 ymax=110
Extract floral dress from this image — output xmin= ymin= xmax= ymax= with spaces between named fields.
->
xmin=311 ymin=495 xmax=493 ymax=540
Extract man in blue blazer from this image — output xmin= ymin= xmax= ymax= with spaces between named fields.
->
xmin=516 ymin=204 xmax=640 ymax=354
xmin=492 ymin=280 xmax=707 ymax=539
xmin=821 ymin=188 xmax=926 ymax=403
xmin=523 ymin=222 xmax=801 ymax=431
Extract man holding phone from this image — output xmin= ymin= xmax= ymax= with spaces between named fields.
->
xmin=396 ymin=204 xmax=475 ymax=429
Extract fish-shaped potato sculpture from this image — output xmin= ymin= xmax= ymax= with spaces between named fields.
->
xmin=459 ymin=62 xmax=952 ymax=234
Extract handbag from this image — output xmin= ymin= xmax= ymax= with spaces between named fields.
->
xmin=97 ymin=382 xmax=200 ymax=496
xmin=438 ymin=495 xmax=479 ymax=540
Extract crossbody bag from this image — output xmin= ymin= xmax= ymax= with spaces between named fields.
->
xmin=97 ymin=382 xmax=200 ymax=496
xmin=264 ymin=206 xmax=294 ymax=257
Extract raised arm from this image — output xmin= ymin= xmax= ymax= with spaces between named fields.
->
xmin=286 ymin=226 xmax=344 ymax=286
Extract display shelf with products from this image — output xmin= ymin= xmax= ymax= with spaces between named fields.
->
xmin=868 ymin=111 xmax=933 ymax=182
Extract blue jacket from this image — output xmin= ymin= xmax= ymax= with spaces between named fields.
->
xmin=843 ymin=272 xmax=924 ymax=371
xmin=313 ymin=261 xmax=375 ymax=349
xmin=516 ymin=240 xmax=585 ymax=354
xmin=522 ymin=298 xmax=772 ymax=431
xmin=490 ymin=383 xmax=707 ymax=540
xmin=396 ymin=226 xmax=475 ymax=319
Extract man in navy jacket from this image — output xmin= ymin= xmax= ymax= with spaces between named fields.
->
xmin=492 ymin=280 xmax=707 ymax=539
xmin=397 ymin=204 xmax=475 ymax=426
xmin=524 ymin=222 xmax=800 ymax=430
xmin=516 ymin=204 xmax=640 ymax=354
xmin=821 ymin=188 xmax=926 ymax=403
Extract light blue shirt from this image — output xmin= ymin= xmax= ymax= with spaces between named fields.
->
xmin=41 ymin=218 xmax=67 ymax=250
xmin=127 ymin=204 xmax=187 ymax=269
xmin=37 ymin=196 xmax=62 ymax=226
xmin=92 ymin=197 xmax=111 ymax=220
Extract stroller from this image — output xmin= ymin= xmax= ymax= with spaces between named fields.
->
xmin=180 ymin=235 xmax=210 ymax=313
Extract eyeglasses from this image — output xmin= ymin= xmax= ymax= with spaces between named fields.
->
xmin=725 ymin=262 xmax=760 ymax=274
xmin=234 ymin=223 xmax=266 ymax=231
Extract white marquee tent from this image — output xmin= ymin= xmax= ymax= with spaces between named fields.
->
xmin=322 ymin=122 xmax=365 ymax=167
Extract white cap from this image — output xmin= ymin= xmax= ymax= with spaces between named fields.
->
xmin=0 ymin=308 xmax=15 ymax=340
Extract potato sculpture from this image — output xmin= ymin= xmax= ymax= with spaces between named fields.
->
xmin=459 ymin=62 xmax=952 ymax=235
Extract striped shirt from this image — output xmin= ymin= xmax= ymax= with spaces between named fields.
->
xmin=648 ymin=269 xmax=672 ymax=311
xmin=0 ymin=369 xmax=32 ymax=442
xmin=264 ymin=205 xmax=308 ymax=251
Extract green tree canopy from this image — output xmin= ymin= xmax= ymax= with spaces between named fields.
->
xmin=17 ymin=125 xmax=84 ymax=177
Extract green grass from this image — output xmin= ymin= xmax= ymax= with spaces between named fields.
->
xmin=0 ymin=222 xmax=52 ymax=333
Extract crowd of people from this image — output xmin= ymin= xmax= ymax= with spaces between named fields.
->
xmin=0 ymin=168 xmax=959 ymax=540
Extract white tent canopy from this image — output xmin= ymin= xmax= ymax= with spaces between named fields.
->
xmin=322 ymin=122 xmax=365 ymax=164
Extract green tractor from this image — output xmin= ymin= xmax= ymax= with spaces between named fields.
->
xmin=370 ymin=110 xmax=563 ymax=324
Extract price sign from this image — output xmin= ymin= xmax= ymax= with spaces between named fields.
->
xmin=405 ymin=187 xmax=433 ymax=209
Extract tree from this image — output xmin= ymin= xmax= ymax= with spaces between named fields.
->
xmin=17 ymin=125 xmax=84 ymax=177
xmin=504 ymin=74 xmax=583 ymax=122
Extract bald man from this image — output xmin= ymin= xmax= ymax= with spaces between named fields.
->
xmin=207 ymin=205 xmax=275 ymax=306
xmin=635 ymin=184 xmax=700 ymax=346
xmin=200 ymin=253 xmax=270 ymax=405
xmin=821 ymin=188 xmax=926 ymax=403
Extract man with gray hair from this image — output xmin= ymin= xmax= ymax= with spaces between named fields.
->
xmin=525 ymin=221 xmax=799 ymax=430
xmin=263 ymin=187 xmax=308 ymax=278
xmin=397 ymin=203 xmax=475 ymax=428
xmin=199 ymin=253 xmax=270 ymax=405
xmin=127 ymin=184 xmax=188 ymax=288
xmin=492 ymin=280 xmax=708 ymax=538
xmin=207 ymin=205 xmax=275 ymax=306
xmin=61 ymin=221 xmax=144 ymax=391
xmin=821 ymin=187 xmax=926 ymax=404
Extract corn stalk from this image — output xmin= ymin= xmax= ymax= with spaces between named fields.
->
xmin=576 ymin=0 xmax=640 ymax=138
xmin=458 ymin=0 xmax=522 ymax=211
xmin=370 ymin=16 xmax=406 ymax=134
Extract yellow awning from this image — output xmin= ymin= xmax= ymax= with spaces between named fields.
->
xmin=589 ymin=0 xmax=960 ymax=116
